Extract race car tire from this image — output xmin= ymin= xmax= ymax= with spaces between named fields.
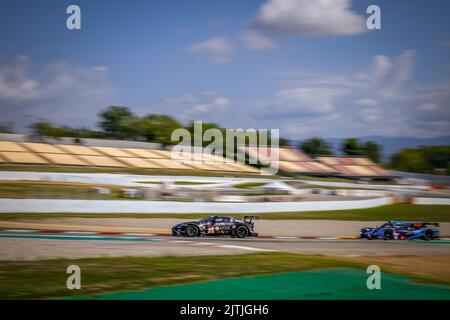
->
xmin=423 ymin=230 xmax=433 ymax=241
xmin=185 ymin=225 xmax=199 ymax=237
xmin=383 ymin=229 xmax=394 ymax=240
xmin=236 ymin=226 xmax=249 ymax=238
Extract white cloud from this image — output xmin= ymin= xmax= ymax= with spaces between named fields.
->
xmin=256 ymin=50 xmax=450 ymax=138
xmin=418 ymin=103 xmax=439 ymax=112
xmin=277 ymin=86 xmax=345 ymax=113
xmin=0 ymin=56 xmax=115 ymax=130
xmin=239 ymin=30 xmax=277 ymax=50
xmin=354 ymin=55 xmax=391 ymax=87
xmin=382 ymin=50 xmax=415 ymax=98
xmin=354 ymin=98 xmax=377 ymax=107
xmin=250 ymin=0 xmax=366 ymax=36
xmin=360 ymin=108 xmax=382 ymax=122
xmin=166 ymin=92 xmax=231 ymax=122
xmin=192 ymin=96 xmax=230 ymax=113
xmin=0 ymin=55 xmax=40 ymax=101
xmin=188 ymin=37 xmax=235 ymax=63
xmin=372 ymin=55 xmax=392 ymax=83
xmin=92 ymin=66 xmax=109 ymax=73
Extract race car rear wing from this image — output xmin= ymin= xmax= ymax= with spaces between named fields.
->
xmin=424 ymin=222 xmax=440 ymax=227
xmin=412 ymin=222 xmax=440 ymax=228
xmin=244 ymin=216 xmax=259 ymax=223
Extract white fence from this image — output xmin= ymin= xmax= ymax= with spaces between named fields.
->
xmin=412 ymin=197 xmax=450 ymax=205
xmin=0 ymin=197 xmax=394 ymax=214
xmin=300 ymin=180 xmax=430 ymax=191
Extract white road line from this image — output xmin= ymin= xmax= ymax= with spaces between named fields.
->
xmin=3 ymin=229 xmax=36 ymax=233
xmin=274 ymin=236 xmax=299 ymax=239
xmin=191 ymin=242 xmax=217 ymax=246
xmin=219 ymin=245 xmax=275 ymax=252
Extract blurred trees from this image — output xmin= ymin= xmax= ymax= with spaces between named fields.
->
xmin=299 ymin=137 xmax=332 ymax=158
xmin=30 ymin=121 xmax=72 ymax=138
xmin=136 ymin=114 xmax=182 ymax=145
xmin=98 ymin=106 xmax=183 ymax=145
xmin=342 ymin=138 xmax=381 ymax=163
xmin=30 ymin=121 xmax=103 ymax=138
xmin=0 ymin=122 xmax=14 ymax=133
xmin=99 ymin=106 xmax=136 ymax=139
xmin=29 ymin=106 xmax=183 ymax=146
xmin=278 ymin=137 xmax=291 ymax=147
xmin=363 ymin=141 xmax=381 ymax=163
xmin=391 ymin=146 xmax=450 ymax=175
xmin=342 ymin=138 xmax=364 ymax=156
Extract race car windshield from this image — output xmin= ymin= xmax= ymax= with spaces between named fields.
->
xmin=199 ymin=217 xmax=214 ymax=223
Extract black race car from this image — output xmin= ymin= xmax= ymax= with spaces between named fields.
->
xmin=172 ymin=215 xmax=258 ymax=238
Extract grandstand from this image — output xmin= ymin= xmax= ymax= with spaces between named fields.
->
xmin=0 ymin=151 xmax=49 ymax=164
xmin=317 ymin=156 xmax=392 ymax=178
xmin=242 ymin=146 xmax=336 ymax=175
xmin=0 ymin=139 xmax=392 ymax=178
xmin=0 ymin=141 xmax=28 ymax=152
xmin=122 ymin=148 xmax=166 ymax=159
xmin=92 ymin=146 xmax=136 ymax=158
xmin=58 ymin=144 xmax=102 ymax=156
xmin=0 ymin=141 xmax=49 ymax=164
xmin=0 ymin=140 xmax=260 ymax=174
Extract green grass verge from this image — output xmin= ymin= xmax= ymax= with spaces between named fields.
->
xmin=1 ymin=252 xmax=448 ymax=299
xmin=294 ymin=176 xmax=396 ymax=184
xmin=134 ymin=181 xmax=161 ymax=184
xmin=295 ymin=175 xmax=356 ymax=182
xmin=233 ymin=182 xmax=267 ymax=189
xmin=1 ymin=204 xmax=449 ymax=221
xmin=0 ymin=181 xmax=142 ymax=200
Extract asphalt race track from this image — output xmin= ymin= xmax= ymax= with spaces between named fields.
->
xmin=1 ymin=229 xmax=449 ymax=261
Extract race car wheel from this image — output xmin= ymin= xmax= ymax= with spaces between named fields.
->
xmin=185 ymin=225 xmax=199 ymax=237
xmin=236 ymin=226 xmax=248 ymax=238
xmin=423 ymin=230 xmax=433 ymax=241
xmin=383 ymin=229 xmax=394 ymax=240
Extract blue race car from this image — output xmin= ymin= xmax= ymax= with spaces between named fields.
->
xmin=360 ymin=221 xmax=440 ymax=240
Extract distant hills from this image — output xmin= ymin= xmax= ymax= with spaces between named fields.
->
xmin=295 ymin=136 xmax=450 ymax=162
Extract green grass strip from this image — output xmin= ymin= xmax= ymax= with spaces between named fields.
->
xmin=0 ymin=252 xmax=449 ymax=299
xmin=81 ymin=268 xmax=450 ymax=300
xmin=0 ymin=203 xmax=449 ymax=221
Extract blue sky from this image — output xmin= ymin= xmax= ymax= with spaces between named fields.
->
xmin=0 ymin=0 xmax=449 ymax=138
